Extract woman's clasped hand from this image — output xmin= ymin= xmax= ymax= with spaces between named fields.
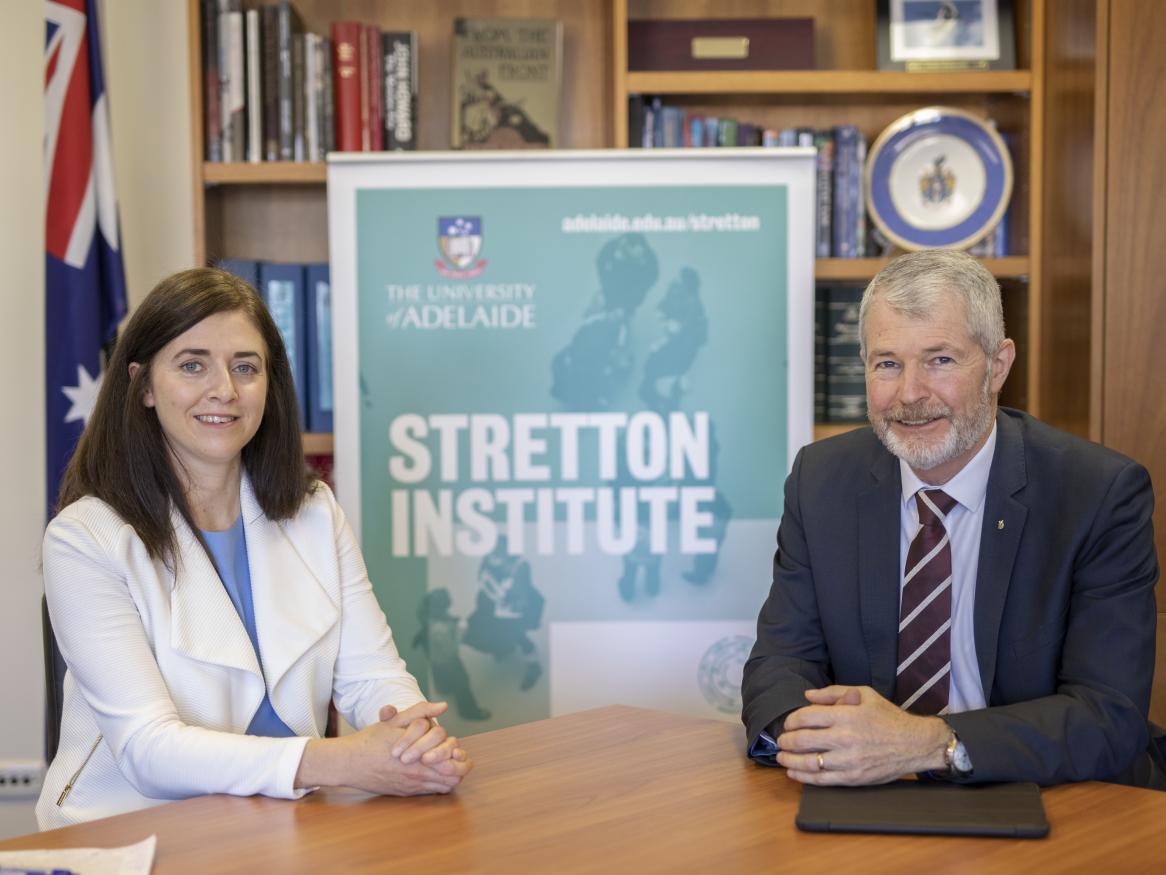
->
xmin=296 ymin=702 xmax=473 ymax=796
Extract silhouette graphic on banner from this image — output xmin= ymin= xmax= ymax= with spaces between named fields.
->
xmin=551 ymin=233 xmax=658 ymax=409
xmin=640 ymin=267 xmax=708 ymax=414
xmin=463 ymin=539 xmax=545 ymax=692
xmin=413 ymin=589 xmax=491 ymax=721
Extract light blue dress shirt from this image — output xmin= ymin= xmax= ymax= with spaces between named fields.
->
xmin=202 ymin=516 xmax=296 ymax=738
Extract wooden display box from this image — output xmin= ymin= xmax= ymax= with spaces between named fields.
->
xmin=627 ymin=18 xmax=814 ymax=72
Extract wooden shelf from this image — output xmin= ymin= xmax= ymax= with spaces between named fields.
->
xmin=626 ymin=70 xmax=1033 ymax=97
xmin=204 ymin=162 xmax=327 ymax=185
xmin=302 ymin=432 xmax=334 ymax=455
xmin=813 ymin=423 xmax=864 ymax=441
xmin=817 ymin=256 xmax=1029 ymax=282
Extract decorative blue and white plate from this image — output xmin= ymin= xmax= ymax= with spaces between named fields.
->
xmin=866 ymin=106 xmax=1012 ymax=251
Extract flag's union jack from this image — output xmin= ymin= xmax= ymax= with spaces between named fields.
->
xmin=45 ymin=0 xmax=127 ymax=511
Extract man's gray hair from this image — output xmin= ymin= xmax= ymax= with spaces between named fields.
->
xmin=858 ymin=249 xmax=1006 ymax=361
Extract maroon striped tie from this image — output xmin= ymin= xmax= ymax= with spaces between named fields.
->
xmin=893 ymin=489 xmax=958 ymax=715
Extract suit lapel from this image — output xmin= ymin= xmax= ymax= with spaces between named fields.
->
xmin=242 ymin=479 xmax=339 ymax=702
xmin=169 ymin=509 xmax=263 ymax=678
xmin=974 ymin=411 xmax=1028 ymax=701
xmin=858 ymin=450 xmax=904 ymax=697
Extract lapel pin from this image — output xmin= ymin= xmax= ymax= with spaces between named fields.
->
xmin=997 ymin=519 xmax=1005 ymax=530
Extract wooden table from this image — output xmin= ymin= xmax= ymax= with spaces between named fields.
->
xmin=4 ymin=705 xmax=1165 ymax=873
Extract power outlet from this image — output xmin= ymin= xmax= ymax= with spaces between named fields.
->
xmin=0 ymin=759 xmax=45 ymax=799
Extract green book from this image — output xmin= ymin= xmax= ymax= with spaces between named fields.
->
xmin=451 ymin=17 xmax=562 ymax=149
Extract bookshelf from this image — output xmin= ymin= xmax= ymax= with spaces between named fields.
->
xmin=188 ymin=0 xmax=1052 ymax=443
xmin=613 ymin=0 xmax=1045 ymax=417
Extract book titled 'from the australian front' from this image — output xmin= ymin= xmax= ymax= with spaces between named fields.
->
xmin=451 ymin=17 xmax=562 ymax=149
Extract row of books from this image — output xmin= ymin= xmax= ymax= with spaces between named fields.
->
xmin=216 ymin=259 xmax=333 ymax=434
xmin=631 ymin=99 xmax=1010 ymax=259
xmin=815 ymin=286 xmax=866 ymax=424
xmin=201 ymin=0 xmax=417 ymax=163
xmin=630 ymin=101 xmax=869 ymax=258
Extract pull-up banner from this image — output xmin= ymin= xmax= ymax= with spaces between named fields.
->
xmin=328 ymin=150 xmax=815 ymax=736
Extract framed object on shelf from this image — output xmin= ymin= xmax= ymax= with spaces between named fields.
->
xmin=876 ymin=0 xmax=1016 ymax=71
xmin=627 ymin=18 xmax=815 ymax=72
xmin=865 ymin=106 xmax=1013 ymax=251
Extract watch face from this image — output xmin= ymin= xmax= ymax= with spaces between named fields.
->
xmin=952 ymin=740 xmax=973 ymax=774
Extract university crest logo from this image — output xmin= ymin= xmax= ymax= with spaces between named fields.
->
xmin=436 ymin=216 xmax=488 ymax=278
xmin=919 ymin=155 xmax=956 ymax=206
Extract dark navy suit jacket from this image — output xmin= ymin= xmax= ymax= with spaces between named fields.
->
xmin=742 ymin=408 xmax=1162 ymax=786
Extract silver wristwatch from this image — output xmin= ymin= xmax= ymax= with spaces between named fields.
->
xmin=944 ymin=728 xmax=974 ymax=777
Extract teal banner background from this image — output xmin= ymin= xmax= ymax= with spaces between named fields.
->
xmin=355 ymin=184 xmax=792 ymax=734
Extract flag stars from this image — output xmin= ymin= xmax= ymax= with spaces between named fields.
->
xmin=61 ymin=364 xmax=102 ymax=425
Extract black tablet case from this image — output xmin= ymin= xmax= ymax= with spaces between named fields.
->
xmin=796 ymin=781 xmax=1050 ymax=838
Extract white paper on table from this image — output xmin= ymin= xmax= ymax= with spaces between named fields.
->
xmin=0 ymin=834 xmax=155 ymax=875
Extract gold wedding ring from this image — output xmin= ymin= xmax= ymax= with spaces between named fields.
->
xmin=816 ymin=751 xmax=826 ymax=771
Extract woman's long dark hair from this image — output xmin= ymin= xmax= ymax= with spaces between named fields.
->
xmin=57 ymin=267 xmax=316 ymax=563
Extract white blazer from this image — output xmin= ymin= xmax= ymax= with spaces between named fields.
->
xmin=37 ymin=478 xmax=425 ymax=830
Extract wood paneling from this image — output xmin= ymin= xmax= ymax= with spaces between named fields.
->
xmin=1097 ymin=0 xmax=1166 ymax=592
xmin=1091 ymin=0 xmax=1166 ymax=714
xmin=1039 ymin=0 xmax=1095 ymax=437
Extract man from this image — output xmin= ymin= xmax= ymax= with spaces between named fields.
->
xmin=742 ymin=249 xmax=1163 ymax=787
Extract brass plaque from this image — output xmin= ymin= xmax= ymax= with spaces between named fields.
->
xmin=691 ymin=36 xmax=750 ymax=60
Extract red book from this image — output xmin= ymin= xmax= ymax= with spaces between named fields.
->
xmin=330 ymin=21 xmax=363 ymax=152
xmin=364 ymin=24 xmax=383 ymax=151
xmin=357 ymin=23 xmax=369 ymax=149
xmin=305 ymin=453 xmax=334 ymax=490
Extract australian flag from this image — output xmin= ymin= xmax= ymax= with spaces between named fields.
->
xmin=45 ymin=0 xmax=128 ymax=513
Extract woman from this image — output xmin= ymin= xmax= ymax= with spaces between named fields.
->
xmin=38 ymin=268 xmax=471 ymax=829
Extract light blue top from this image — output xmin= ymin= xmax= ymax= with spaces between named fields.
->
xmin=202 ymin=516 xmax=295 ymax=738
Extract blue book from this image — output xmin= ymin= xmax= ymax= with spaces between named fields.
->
xmin=304 ymin=263 xmax=333 ymax=433
xmin=855 ymin=130 xmax=867 ymax=257
xmin=832 ymin=125 xmax=861 ymax=258
xmin=813 ymin=130 xmax=835 ymax=258
xmin=994 ymin=132 xmax=1011 ymax=257
xmin=651 ymin=97 xmax=665 ymax=147
xmin=661 ymin=106 xmax=684 ymax=147
xmin=641 ymin=98 xmax=656 ymax=148
xmin=258 ymin=261 xmax=307 ymax=429
xmin=702 ymin=117 xmax=719 ymax=148
xmin=689 ymin=115 xmax=704 ymax=148
xmin=215 ymin=257 xmax=260 ymax=289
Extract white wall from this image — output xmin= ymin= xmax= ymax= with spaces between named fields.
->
xmin=0 ymin=0 xmax=192 ymax=839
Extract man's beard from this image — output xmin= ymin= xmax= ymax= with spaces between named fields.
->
xmin=870 ymin=369 xmax=995 ymax=474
